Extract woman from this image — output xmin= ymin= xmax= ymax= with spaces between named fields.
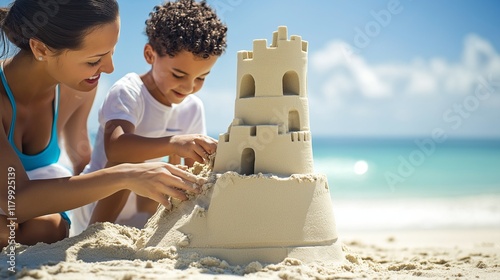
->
xmin=0 ymin=0 xmax=214 ymax=247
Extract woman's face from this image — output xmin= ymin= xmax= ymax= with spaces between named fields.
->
xmin=45 ymin=17 xmax=120 ymax=92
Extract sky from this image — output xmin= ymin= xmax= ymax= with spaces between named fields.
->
xmin=2 ymin=0 xmax=500 ymax=139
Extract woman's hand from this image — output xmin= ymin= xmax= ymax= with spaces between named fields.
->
xmin=117 ymin=161 xmax=205 ymax=209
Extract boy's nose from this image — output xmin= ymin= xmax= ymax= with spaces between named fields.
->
xmin=180 ymin=79 xmax=195 ymax=94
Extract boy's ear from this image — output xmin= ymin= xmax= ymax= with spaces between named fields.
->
xmin=29 ymin=38 xmax=51 ymax=61
xmin=144 ymin=44 xmax=156 ymax=64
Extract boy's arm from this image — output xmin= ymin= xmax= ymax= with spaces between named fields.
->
xmin=89 ymin=189 xmax=131 ymax=225
xmin=104 ymin=119 xmax=216 ymax=165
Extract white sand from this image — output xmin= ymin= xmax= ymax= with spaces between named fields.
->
xmin=2 ymin=165 xmax=499 ymax=279
xmin=2 ymin=224 xmax=499 ymax=279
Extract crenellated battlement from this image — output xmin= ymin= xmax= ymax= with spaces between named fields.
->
xmin=237 ymin=26 xmax=308 ymax=65
xmin=219 ymin=125 xmax=311 ymax=144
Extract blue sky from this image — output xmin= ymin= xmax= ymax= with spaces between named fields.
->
xmin=2 ymin=0 xmax=500 ymax=138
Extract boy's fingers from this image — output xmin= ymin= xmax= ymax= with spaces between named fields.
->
xmin=195 ymin=136 xmax=217 ymax=155
xmin=193 ymin=148 xmax=205 ymax=163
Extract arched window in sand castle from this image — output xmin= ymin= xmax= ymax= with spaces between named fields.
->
xmin=239 ymin=74 xmax=255 ymax=98
xmin=288 ymin=110 xmax=300 ymax=132
xmin=283 ymin=71 xmax=300 ymax=96
xmin=241 ymin=148 xmax=255 ymax=175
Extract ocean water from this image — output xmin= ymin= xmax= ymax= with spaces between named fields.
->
xmin=84 ymin=134 xmax=500 ymax=230
xmin=312 ymin=137 xmax=500 ymax=231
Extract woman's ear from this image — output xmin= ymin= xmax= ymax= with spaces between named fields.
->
xmin=144 ymin=44 xmax=156 ymax=65
xmin=29 ymin=38 xmax=50 ymax=61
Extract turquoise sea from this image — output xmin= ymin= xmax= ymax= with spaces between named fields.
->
xmin=85 ymin=134 xmax=500 ymax=231
xmin=311 ymin=137 xmax=500 ymax=231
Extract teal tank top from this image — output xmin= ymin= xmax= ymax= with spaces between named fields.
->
xmin=1 ymin=61 xmax=61 ymax=171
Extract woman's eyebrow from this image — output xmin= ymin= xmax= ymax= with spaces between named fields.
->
xmin=87 ymin=51 xmax=111 ymax=58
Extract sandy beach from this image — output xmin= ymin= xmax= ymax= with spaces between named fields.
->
xmin=2 ymin=166 xmax=500 ymax=279
xmin=2 ymin=224 xmax=499 ymax=279
xmin=2 ymin=167 xmax=499 ymax=280
xmin=4 ymin=147 xmax=499 ymax=279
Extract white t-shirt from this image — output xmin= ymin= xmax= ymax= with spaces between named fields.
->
xmin=70 ymin=73 xmax=206 ymax=236
xmin=83 ymin=72 xmax=206 ymax=173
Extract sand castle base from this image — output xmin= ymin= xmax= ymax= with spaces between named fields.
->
xmin=139 ymin=172 xmax=344 ymax=266
xmin=180 ymin=242 xmax=343 ymax=266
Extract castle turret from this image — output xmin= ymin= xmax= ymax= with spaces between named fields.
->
xmin=214 ymin=26 xmax=314 ymax=176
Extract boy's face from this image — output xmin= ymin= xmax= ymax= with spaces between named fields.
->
xmin=145 ymin=47 xmax=218 ymax=106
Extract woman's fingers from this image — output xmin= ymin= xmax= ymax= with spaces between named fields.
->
xmin=125 ymin=161 xmax=209 ymax=210
xmin=153 ymin=163 xmax=209 ymax=204
xmin=164 ymin=164 xmax=206 ymax=191
xmin=151 ymin=191 xmax=172 ymax=210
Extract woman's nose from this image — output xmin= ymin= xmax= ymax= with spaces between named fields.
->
xmin=100 ymin=53 xmax=115 ymax=74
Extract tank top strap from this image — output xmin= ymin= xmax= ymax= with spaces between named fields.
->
xmin=53 ymin=84 xmax=60 ymax=133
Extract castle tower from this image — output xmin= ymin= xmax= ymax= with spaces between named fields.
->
xmin=213 ymin=26 xmax=314 ymax=176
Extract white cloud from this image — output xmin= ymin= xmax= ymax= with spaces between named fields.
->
xmin=311 ymin=34 xmax=500 ymax=99
xmin=310 ymin=40 xmax=350 ymax=72
xmin=308 ymin=34 xmax=500 ymax=137
xmin=406 ymin=65 xmax=438 ymax=95
xmin=463 ymin=34 xmax=500 ymax=71
xmin=311 ymin=41 xmax=391 ymax=98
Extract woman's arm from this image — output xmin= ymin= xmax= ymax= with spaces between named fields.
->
xmin=0 ymin=119 xmax=202 ymax=223
xmin=58 ymin=84 xmax=97 ymax=175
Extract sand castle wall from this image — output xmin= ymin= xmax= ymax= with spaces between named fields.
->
xmin=139 ymin=172 xmax=342 ymax=265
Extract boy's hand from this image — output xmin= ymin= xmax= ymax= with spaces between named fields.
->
xmin=169 ymin=134 xmax=217 ymax=164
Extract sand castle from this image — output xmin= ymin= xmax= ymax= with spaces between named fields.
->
xmin=213 ymin=25 xmax=313 ymax=176
xmin=139 ymin=26 xmax=343 ymax=265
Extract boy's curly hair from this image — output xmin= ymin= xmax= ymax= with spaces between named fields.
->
xmin=146 ymin=0 xmax=227 ymax=58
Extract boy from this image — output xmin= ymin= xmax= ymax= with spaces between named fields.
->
xmin=70 ymin=0 xmax=227 ymax=235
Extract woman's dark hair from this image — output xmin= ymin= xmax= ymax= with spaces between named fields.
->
xmin=146 ymin=0 xmax=227 ymax=59
xmin=0 ymin=0 xmax=119 ymax=57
